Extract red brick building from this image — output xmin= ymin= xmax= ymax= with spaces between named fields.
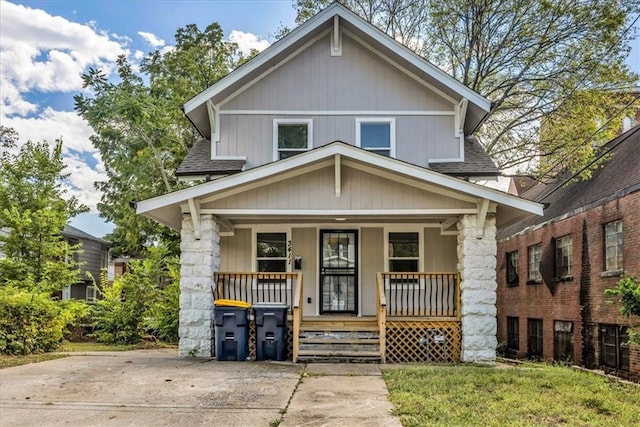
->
xmin=497 ymin=126 xmax=640 ymax=381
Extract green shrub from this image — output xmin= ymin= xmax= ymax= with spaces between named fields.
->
xmin=0 ymin=285 xmax=88 ymax=355
xmin=91 ymin=247 xmax=179 ymax=345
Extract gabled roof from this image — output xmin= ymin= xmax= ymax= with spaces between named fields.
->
xmin=499 ymin=125 xmax=640 ymax=239
xmin=138 ymin=141 xmax=541 ymax=230
xmin=183 ymin=2 xmax=491 ymax=137
xmin=62 ymin=225 xmax=111 ymax=246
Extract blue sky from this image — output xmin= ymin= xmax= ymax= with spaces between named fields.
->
xmin=1 ymin=0 xmax=298 ymax=238
xmin=1 ymin=1 xmax=638 ymax=239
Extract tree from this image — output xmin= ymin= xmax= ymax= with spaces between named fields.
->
xmin=606 ymin=276 xmax=640 ymax=344
xmin=0 ymin=126 xmax=87 ymax=292
xmin=294 ymin=0 xmax=639 ymax=177
xmin=75 ymin=23 xmax=245 ymax=257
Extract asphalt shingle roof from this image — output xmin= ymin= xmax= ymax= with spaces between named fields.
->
xmin=429 ymin=136 xmax=499 ymax=176
xmin=498 ymin=125 xmax=640 ymax=240
xmin=175 ymin=139 xmax=246 ymax=177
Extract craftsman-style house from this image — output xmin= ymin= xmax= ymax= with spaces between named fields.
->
xmin=497 ymin=125 xmax=640 ymax=381
xmin=137 ymin=3 xmax=542 ymax=362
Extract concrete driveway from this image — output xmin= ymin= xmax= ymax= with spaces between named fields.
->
xmin=0 ymin=349 xmax=401 ymax=427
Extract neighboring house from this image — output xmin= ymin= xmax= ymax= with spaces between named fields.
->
xmin=496 ymin=125 xmax=640 ymax=381
xmin=60 ymin=225 xmax=111 ymax=303
xmin=137 ymin=3 xmax=542 ymax=361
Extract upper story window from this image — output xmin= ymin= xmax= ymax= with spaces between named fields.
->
xmin=555 ymin=235 xmax=573 ymax=279
xmin=273 ymin=119 xmax=312 ymax=160
xmin=256 ymin=232 xmax=288 ymax=272
xmin=506 ymin=250 xmax=519 ymax=286
xmin=356 ymin=118 xmax=395 ymax=157
xmin=388 ymin=232 xmax=420 ymax=272
xmin=604 ymin=220 xmax=623 ymax=272
xmin=528 ymin=244 xmax=542 ymax=284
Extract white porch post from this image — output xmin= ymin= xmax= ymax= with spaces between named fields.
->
xmin=457 ymin=214 xmax=497 ymax=364
xmin=179 ymin=214 xmax=219 ymax=357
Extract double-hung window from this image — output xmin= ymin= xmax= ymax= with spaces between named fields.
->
xmin=273 ymin=119 xmax=312 ymax=160
xmin=388 ymin=232 xmax=420 ymax=272
xmin=506 ymin=251 xmax=519 ymax=286
xmin=528 ymin=244 xmax=542 ymax=283
xmin=356 ymin=118 xmax=395 ymax=157
xmin=555 ymin=235 xmax=573 ymax=279
xmin=506 ymin=316 xmax=519 ymax=351
xmin=256 ymin=232 xmax=288 ymax=272
xmin=604 ymin=220 xmax=623 ymax=272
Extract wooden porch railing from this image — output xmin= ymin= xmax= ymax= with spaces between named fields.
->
xmin=381 ymin=272 xmax=459 ymax=318
xmin=292 ymin=273 xmax=303 ymax=363
xmin=376 ymin=272 xmax=387 ymax=363
xmin=212 ymin=272 xmax=301 ymax=313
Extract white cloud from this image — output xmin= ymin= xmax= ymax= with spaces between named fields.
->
xmin=0 ymin=1 xmax=128 ymax=115
xmin=229 ymin=30 xmax=270 ymax=56
xmin=138 ymin=31 xmax=165 ymax=48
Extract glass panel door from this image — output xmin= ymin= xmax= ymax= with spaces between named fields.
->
xmin=320 ymin=230 xmax=358 ymax=314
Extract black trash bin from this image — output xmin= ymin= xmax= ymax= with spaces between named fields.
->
xmin=213 ymin=301 xmax=250 ymax=361
xmin=253 ymin=303 xmax=289 ymax=361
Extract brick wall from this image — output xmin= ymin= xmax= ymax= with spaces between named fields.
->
xmin=497 ymin=191 xmax=640 ymax=380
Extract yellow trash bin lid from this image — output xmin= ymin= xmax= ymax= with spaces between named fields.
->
xmin=214 ymin=299 xmax=251 ymax=308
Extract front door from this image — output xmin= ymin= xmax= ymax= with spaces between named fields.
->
xmin=319 ymin=230 xmax=358 ymax=314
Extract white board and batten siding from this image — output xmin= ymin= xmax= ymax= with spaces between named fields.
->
xmin=217 ymin=31 xmax=460 ymax=168
xmin=202 ymin=165 xmax=475 ymax=212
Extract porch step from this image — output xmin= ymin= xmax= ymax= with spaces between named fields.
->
xmin=297 ymin=321 xmax=382 ymax=363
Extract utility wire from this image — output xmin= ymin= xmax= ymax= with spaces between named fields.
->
xmin=539 ymin=119 xmax=640 ymax=202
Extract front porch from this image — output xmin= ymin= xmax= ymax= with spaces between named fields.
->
xmin=213 ymin=272 xmax=461 ymax=363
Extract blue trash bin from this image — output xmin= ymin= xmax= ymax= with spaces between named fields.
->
xmin=253 ymin=302 xmax=288 ymax=361
xmin=213 ymin=304 xmax=249 ymax=361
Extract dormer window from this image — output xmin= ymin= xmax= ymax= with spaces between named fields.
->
xmin=356 ymin=118 xmax=395 ymax=157
xmin=273 ymin=119 xmax=312 ymax=160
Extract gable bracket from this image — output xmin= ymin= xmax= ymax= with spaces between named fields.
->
xmin=188 ymin=198 xmax=201 ymax=240
xmin=331 ymin=15 xmax=342 ymax=56
xmin=476 ymin=198 xmax=490 ymax=239
xmin=455 ymin=98 xmax=468 ymax=137
xmin=335 ymin=153 xmax=341 ymax=197
xmin=207 ymin=100 xmax=220 ymax=150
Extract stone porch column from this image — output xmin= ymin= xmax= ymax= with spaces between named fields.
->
xmin=457 ymin=214 xmax=497 ymax=363
xmin=179 ymin=214 xmax=219 ymax=357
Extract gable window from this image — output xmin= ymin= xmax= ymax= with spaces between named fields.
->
xmin=527 ymin=244 xmax=542 ymax=284
xmin=388 ymin=232 xmax=420 ymax=272
xmin=527 ymin=318 xmax=543 ymax=359
xmin=356 ymin=118 xmax=395 ymax=157
xmin=506 ymin=316 xmax=519 ymax=351
xmin=555 ymin=235 xmax=573 ymax=279
xmin=256 ymin=232 xmax=288 ymax=272
xmin=604 ymin=220 xmax=623 ymax=272
xmin=273 ymin=119 xmax=312 ymax=160
xmin=506 ymin=251 xmax=519 ymax=286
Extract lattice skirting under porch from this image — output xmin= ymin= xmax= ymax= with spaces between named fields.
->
xmin=386 ymin=320 xmax=461 ymax=363
xmin=247 ymin=321 xmax=293 ymax=360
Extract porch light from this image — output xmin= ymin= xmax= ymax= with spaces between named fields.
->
xmin=335 ymin=217 xmax=347 ymax=221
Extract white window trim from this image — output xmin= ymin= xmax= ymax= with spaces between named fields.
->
xmin=383 ymin=227 xmax=424 ymax=273
xmin=273 ymin=119 xmax=313 ymax=161
xmin=252 ymin=227 xmax=292 ymax=273
xmin=355 ymin=118 xmax=396 ymax=157
xmin=86 ymin=285 xmax=96 ymax=303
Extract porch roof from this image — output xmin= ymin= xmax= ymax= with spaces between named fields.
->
xmin=137 ymin=142 xmax=542 ymax=230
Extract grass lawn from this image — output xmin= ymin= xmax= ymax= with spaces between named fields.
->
xmin=0 ymin=341 xmax=176 ymax=369
xmin=383 ymin=363 xmax=639 ymax=426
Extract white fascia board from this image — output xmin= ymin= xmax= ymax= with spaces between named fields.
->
xmin=183 ymin=3 xmax=490 ymax=116
xmin=137 ymin=142 xmax=542 ymax=217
